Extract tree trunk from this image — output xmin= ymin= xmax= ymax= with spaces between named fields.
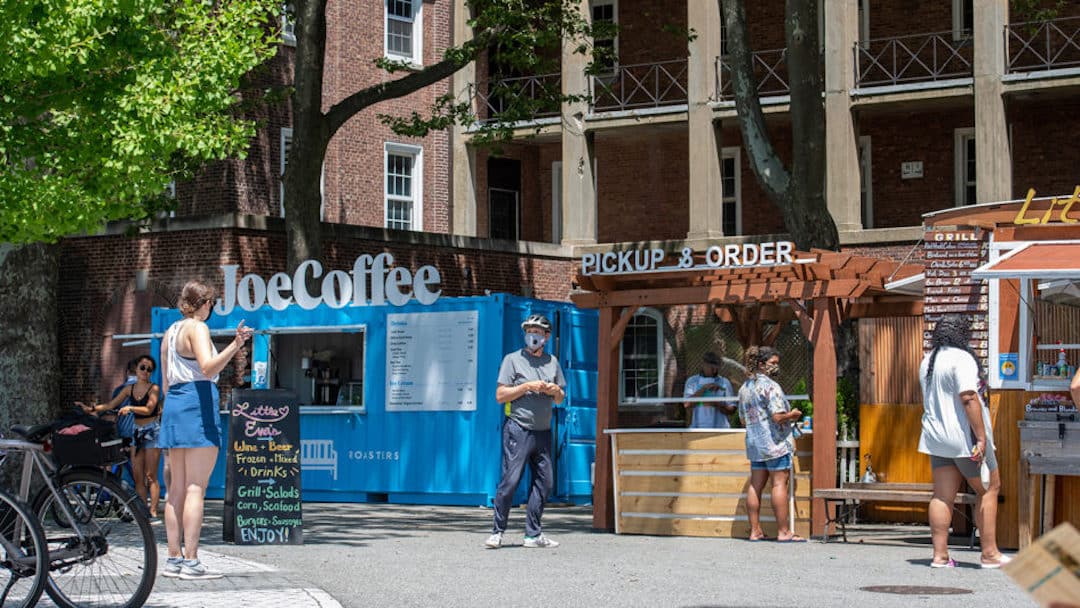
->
xmin=284 ymin=0 xmax=331 ymax=272
xmin=0 ymin=243 xmax=61 ymax=486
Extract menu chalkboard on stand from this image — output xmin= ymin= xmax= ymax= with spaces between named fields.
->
xmin=223 ymin=389 xmax=303 ymax=545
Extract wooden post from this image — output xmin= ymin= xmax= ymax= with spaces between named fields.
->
xmin=1042 ymin=474 xmax=1056 ymax=537
xmin=592 ymin=306 xmax=621 ymax=531
xmin=810 ymin=297 xmax=838 ymax=536
xmin=1018 ymin=454 xmax=1033 ymax=549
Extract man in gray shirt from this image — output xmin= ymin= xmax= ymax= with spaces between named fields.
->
xmin=485 ymin=314 xmax=566 ymax=549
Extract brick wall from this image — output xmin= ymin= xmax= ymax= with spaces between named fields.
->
xmin=860 ymin=107 xmax=972 ymax=228
xmin=616 ymin=0 xmax=688 ymax=64
xmin=176 ymin=1 xmax=453 ymax=234
xmin=596 ymin=128 xmax=689 ymax=242
xmin=57 ymin=226 xmax=574 ymax=405
xmin=868 ymin=1 xmax=954 ymax=39
xmin=1010 ymin=96 xmax=1080 ymax=199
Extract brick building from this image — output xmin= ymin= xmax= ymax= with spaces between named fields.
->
xmin=61 ymin=0 xmax=1080 ymax=407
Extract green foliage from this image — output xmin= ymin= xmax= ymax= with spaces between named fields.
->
xmin=0 ymin=0 xmax=280 ymax=243
xmin=376 ymin=0 xmax=687 ymax=144
xmin=1011 ymin=0 xmax=1066 ymax=23
xmin=790 ymin=376 xmax=859 ymax=439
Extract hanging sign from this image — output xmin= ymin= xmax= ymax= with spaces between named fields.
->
xmin=580 ymin=241 xmax=795 ymax=276
xmin=216 ymin=252 xmax=442 ymax=314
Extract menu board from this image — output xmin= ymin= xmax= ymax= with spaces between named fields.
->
xmin=386 ymin=310 xmax=478 ymax=411
xmin=223 ymin=389 xmax=302 ymax=545
xmin=923 ymin=232 xmax=990 ymax=362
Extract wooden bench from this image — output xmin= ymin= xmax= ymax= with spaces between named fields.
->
xmin=813 ymin=482 xmax=979 ymax=545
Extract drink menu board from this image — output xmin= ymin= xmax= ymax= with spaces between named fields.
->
xmin=386 ymin=310 xmax=479 ymax=411
xmin=223 ymin=389 xmax=303 ymax=545
xmin=923 ymin=231 xmax=989 ymax=361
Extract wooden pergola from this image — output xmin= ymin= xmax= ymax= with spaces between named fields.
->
xmin=571 ymin=249 xmax=925 ymax=534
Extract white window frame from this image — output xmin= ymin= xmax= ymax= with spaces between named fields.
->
xmin=954 ymin=127 xmax=976 ymax=207
xmin=280 ymin=128 xmax=324 ymax=219
xmin=280 ymin=128 xmax=292 ymax=217
xmin=618 ymin=307 xmax=665 ymax=405
xmin=590 ymin=0 xmax=618 ymax=74
xmin=158 ymin=181 xmax=177 ymax=219
xmin=384 ymin=0 xmax=423 ymax=67
xmin=384 ymin=142 xmax=423 ymax=231
xmin=858 ymin=135 xmax=873 ymax=228
xmin=551 ymin=161 xmax=562 ymax=244
xmin=952 ymin=0 xmax=973 ymax=41
xmin=281 ymin=3 xmax=296 ymax=46
xmin=721 ymin=147 xmax=742 ymax=236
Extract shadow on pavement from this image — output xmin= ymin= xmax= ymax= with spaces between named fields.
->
xmin=195 ymin=500 xmax=597 ymax=548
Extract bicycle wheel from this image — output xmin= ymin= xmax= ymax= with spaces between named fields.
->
xmin=0 ymin=487 xmax=48 ymax=608
xmin=32 ymin=469 xmax=156 ymax=608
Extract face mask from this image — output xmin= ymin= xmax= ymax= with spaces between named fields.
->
xmin=764 ymin=362 xmax=780 ymax=377
xmin=525 ymin=333 xmax=546 ymax=351
xmin=205 ymin=307 xmax=214 ymax=322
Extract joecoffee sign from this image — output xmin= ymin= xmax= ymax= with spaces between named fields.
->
xmin=215 ymin=253 xmax=442 ymax=315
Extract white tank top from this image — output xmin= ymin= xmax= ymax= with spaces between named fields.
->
xmin=166 ymin=319 xmax=219 ymax=384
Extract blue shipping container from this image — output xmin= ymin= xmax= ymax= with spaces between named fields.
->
xmin=151 ymin=294 xmax=598 ymax=507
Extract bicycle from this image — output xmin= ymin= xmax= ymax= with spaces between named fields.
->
xmin=0 ymin=485 xmax=48 ymax=607
xmin=0 ymin=421 xmax=156 ymax=608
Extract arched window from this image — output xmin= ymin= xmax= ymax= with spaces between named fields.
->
xmin=619 ymin=308 xmax=664 ymax=403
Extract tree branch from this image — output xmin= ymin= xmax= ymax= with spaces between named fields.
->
xmin=325 ymin=53 xmax=473 ymax=138
xmin=720 ymin=0 xmax=789 ymax=203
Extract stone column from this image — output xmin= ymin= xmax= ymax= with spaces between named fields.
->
xmin=451 ymin=0 xmax=478 ymax=237
xmin=561 ymin=0 xmax=597 ymax=246
xmin=974 ymin=0 xmax=1011 ymax=203
xmin=824 ymin=0 xmax=862 ymax=231
xmin=687 ymin=0 xmax=724 ymax=239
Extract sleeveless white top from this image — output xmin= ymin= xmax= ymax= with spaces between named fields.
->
xmin=166 ymin=319 xmax=219 ymax=384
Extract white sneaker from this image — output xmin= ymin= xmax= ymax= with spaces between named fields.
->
xmin=523 ymin=534 xmax=559 ymax=548
xmin=161 ymin=557 xmax=183 ymax=578
xmin=484 ymin=532 xmax=503 ymax=549
xmin=178 ymin=559 xmax=224 ymax=580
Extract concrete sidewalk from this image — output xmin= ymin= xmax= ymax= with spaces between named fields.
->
xmin=192 ymin=500 xmax=1037 ymax=608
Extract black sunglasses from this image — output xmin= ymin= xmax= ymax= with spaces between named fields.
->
xmin=138 ymin=365 xmax=154 ymax=372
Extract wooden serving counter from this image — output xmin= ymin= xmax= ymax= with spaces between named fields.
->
xmin=605 ymin=429 xmax=812 ymax=538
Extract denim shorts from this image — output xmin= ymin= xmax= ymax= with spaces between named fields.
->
xmin=751 ymin=453 xmax=793 ymax=471
xmin=133 ymin=421 xmax=161 ymax=451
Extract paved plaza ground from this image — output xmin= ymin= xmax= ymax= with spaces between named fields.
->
xmin=128 ymin=500 xmax=1041 ymax=608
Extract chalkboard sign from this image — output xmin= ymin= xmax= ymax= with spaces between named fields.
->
xmin=223 ymin=389 xmax=303 ymax=545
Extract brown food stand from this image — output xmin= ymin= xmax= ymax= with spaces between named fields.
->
xmin=572 ymin=245 xmax=923 ymax=536
xmin=925 ymin=189 xmax=1080 ymax=549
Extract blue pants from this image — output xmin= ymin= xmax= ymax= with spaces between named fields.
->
xmin=492 ymin=419 xmax=552 ymax=537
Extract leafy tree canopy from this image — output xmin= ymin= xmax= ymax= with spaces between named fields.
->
xmin=0 ymin=0 xmax=280 ymax=243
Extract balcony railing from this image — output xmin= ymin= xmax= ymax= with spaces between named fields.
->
xmin=471 ymin=72 xmax=562 ymax=123
xmin=855 ymin=31 xmax=973 ymax=88
xmin=590 ymin=59 xmax=688 ymax=112
xmin=1007 ymin=16 xmax=1080 ymax=73
xmin=715 ymin=48 xmax=790 ymax=101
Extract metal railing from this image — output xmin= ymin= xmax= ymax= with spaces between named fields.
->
xmin=1006 ymin=16 xmax=1080 ymax=73
xmin=590 ymin=59 xmax=688 ymax=112
xmin=855 ymin=31 xmax=973 ymax=88
xmin=471 ymin=72 xmax=562 ymax=123
xmin=715 ymin=47 xmax=790 ymax=101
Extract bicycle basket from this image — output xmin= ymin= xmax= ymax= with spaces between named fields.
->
xmin=51 ymin=422 xmax=125 ymax=467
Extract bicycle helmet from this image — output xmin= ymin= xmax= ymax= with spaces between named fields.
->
xmin=521 ymin=314 xmax=552 ymax=332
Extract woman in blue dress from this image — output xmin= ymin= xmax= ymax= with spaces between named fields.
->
xmin=159 ymin=280 xmax=252 ymax=580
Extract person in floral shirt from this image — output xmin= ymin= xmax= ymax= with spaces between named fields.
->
xmin=737 ymin=346 xmax=804 ymax=542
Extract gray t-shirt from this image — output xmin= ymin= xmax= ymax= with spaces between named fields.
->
xmin=497 ymin=348 xmax=566 ymax=431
